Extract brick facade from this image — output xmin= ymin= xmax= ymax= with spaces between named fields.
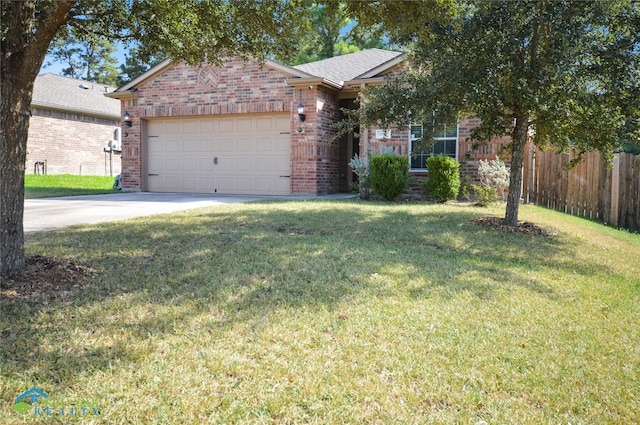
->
xmin=120 ymin=58 xmax=303 ymax=192
xmin=26 ymin=108 xmax=121 ymax=176
xmin=113 ymin=53 xmax=509 ymax=195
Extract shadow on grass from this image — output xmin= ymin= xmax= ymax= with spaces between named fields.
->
xmin=1 ymin=200 xmax=618 ymax=393
xmin=25 ymin=187 xmax=118 ymax=199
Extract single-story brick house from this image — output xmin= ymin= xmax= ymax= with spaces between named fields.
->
xmin=27 ymin=73 xmax=121 ymax=176
xmin=105 ymin=49 xmax=507 ymax=195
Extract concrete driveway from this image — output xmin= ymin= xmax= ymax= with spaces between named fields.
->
xmin=24 ymin=192 xmax=352 ymax=233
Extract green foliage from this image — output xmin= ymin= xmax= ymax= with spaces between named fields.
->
xmin=45 ymin=29 xmax=119 ymax=85
xmin=0 ymin=0 xmax=303 ymax=275
xmin=471 ymin=184 xmax=499 ymax=207
xmin=348 ymin=154 xmax=372 ymax=199
xmin=117 ymin=46 xmax=165 ymax=87
xmin=353 ymin=0 xmax=640 ymax=225
xmin=24 ymin=174 xmax=117 ymax=199
xmin=457 ymin=175 xmax=472 ymax=201
xmin=369 ymin=153 xmax=409 ymax=201
xmin=289 ymin=2 xmax=391 ymax=65
xmin=425 ymin=155 xmax=460 ymax=203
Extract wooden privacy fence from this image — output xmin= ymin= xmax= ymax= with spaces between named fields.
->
xmin=523 ymin=145 xmax=640 ymax=231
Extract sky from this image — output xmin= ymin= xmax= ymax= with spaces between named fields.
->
xmin=39 ymin=41 xmax=129 ymax=78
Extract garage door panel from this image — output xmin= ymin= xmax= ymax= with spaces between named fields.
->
xmin=256 ymin=138 xmax=273 ymax=152
xmin=183 ymin=120 xmax=199 ymax=133
xmin=235 ymin=177 xmax=252 ymax=192
xmin=165 ymin=158 xmax=180 ymax=171
xmin=236 ymin=158 xmax=252 ymax=172
xmin=147 ymin=114 xmax=290 ymax=195
xmin=199 ymin=158 xmax=214 ymax=172
xmin=219 ymin=139 xmax=235 ymax=152
xmin=165 ymin=141 xmax=180 ymax=153
xmin=275 ymin=178 xmax=289 ymax=192
xmin=218 ymin=119 xmax=234 ymax=133
xmin=163 ymin=176 xmax=180 ymax=190
xmin=236 ymin=118 xmax=253 ymax=132
xmin=236 ymin=139 xmax=252 ymax=152
xmin=255 ymin=158 xmax=272 ymax=172
xmin=218 ymin=159 xmax=234 ymax=172
xmin=274 ymin=138 xmax=289 ymax=152
xmin=218 ymin=177 xmax=234 ymax=191
xmin=182 ymin=177 xmax=198 ymax=191
xmin=183 ymin=141 xmax=198 ymax=152
xmin=274 ymin=158 xmax=289 ymax=172
xmin=256 ymin=118 xmax=273 ymax=131
xmin=255 ymin=178 xmax=272 ymax=192
xmin=198 ymin=176 xmax=216 ymax=193
xmin=199 ymin=141 xmax=215 ymax=152
xmin=183 ymin=158 xmax=198 ymax=170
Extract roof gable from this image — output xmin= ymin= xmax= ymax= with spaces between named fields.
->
xmin=112 ymin=57 xmax=314 ymax=94
xmin=33 ymin=74 xmax=120 ymax=119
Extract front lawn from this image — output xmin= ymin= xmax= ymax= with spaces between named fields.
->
xmin=1 ymin=201 xmax=639 ymax=424
xmin=25 ymin=174 xmax=118 ymax=198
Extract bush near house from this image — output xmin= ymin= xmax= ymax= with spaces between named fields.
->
xmin=425 ymin=155 xmax=460 ymax=202
xmin=370 ymin=153 xmax=409 ymax=201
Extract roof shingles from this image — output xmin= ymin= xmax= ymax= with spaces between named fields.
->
xmin=292 ymin=48 xmax=404 ymax=84
xmin=32 ymin=74 xmax=120 ymax=119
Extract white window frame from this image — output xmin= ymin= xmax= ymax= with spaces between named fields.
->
xmin=408 ymin=121 xmax=459 ymax=171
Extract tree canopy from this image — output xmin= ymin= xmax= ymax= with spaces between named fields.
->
xmin=45 ymin=28 xmax=119 ymax=85
xmin=290 ymin=1 xmax=391 ymax=65
xmin=0 ymin=0 xmax=301 ymax=277
xmin=352 ymin=0 xmax=640 ymax=226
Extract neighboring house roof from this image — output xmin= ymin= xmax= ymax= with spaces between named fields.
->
xmin=293 ymin=48 xmax=406 ymax=85
xmin=33 ymin=74 xmax=120 ymax=120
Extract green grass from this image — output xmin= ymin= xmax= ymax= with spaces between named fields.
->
xmin=25 ymin=174 xmax=118 ymax=198
xmin=1 ymin=201 xmax=639 ymax=424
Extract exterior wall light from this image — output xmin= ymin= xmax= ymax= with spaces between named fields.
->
xmin=124 ymin=111 xmax=133 ymax=127
xmin=297 ymin=103 xmax=306 ymax=122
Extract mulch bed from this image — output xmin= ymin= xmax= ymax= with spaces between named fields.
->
xmin=473 ymin=216 xmax=557 ymax=237
xmin=0 ymin=255 xmax=97 ymax=301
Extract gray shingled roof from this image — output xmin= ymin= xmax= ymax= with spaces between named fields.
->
xmin=293 ymin=48 xmax=404 ymax=84
xmin=32 ymin=74 xmax=120 ymax=119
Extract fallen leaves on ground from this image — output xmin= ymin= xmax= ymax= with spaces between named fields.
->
xmin=0 ymin=255 xmax=97 ymax=301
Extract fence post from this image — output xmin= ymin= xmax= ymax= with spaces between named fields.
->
xmin=610 ymin=154 xmax=620 ymax=227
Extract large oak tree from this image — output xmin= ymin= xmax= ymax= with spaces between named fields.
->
xmin=0 ymin=0 xmax=299 ymax=277
xmin=350 ymin=0 xmax=640 ymax=226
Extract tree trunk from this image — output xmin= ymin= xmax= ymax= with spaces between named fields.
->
xmin=0 ymin=77 xmax=30 ymax=277
xmin=0 ymin=0 xmax=74 ymax=277
xmin=504 ymin=114 xmax=529 ymax=227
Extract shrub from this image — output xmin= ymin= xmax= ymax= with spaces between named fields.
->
xmin=348 ymin=154 xmax=372 ymax=199
xmin=425 ymin=155 xmax=460 ymax=202
xmin=471 ymin=184 xmax=499 ymax=207
xmin=458 ymin=175 xmax=472 ymax=201
xmin=369 ymin=153 xmax=409 ymax=201
xmin=478 ymin=159 xmax=510 ymax=201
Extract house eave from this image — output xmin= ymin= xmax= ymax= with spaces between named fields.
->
xmin=104 ymin=90 xmax=137 ymax=101
xmin=355 ymin=52 xmax=407 ymax=79
xmin=31 ymin=102 xmax=120 ymax=121
xmin=287 ymin=77 xmax=343 ymax=91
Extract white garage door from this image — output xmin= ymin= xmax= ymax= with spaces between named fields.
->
xmin=146 ymin=114 xmax=291 ymax=195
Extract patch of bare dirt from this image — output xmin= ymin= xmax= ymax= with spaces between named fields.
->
xmin=0 ymin=255 xmax=97 ymax=301
xmin=473 ymin=216 xmax=557 ymax=237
